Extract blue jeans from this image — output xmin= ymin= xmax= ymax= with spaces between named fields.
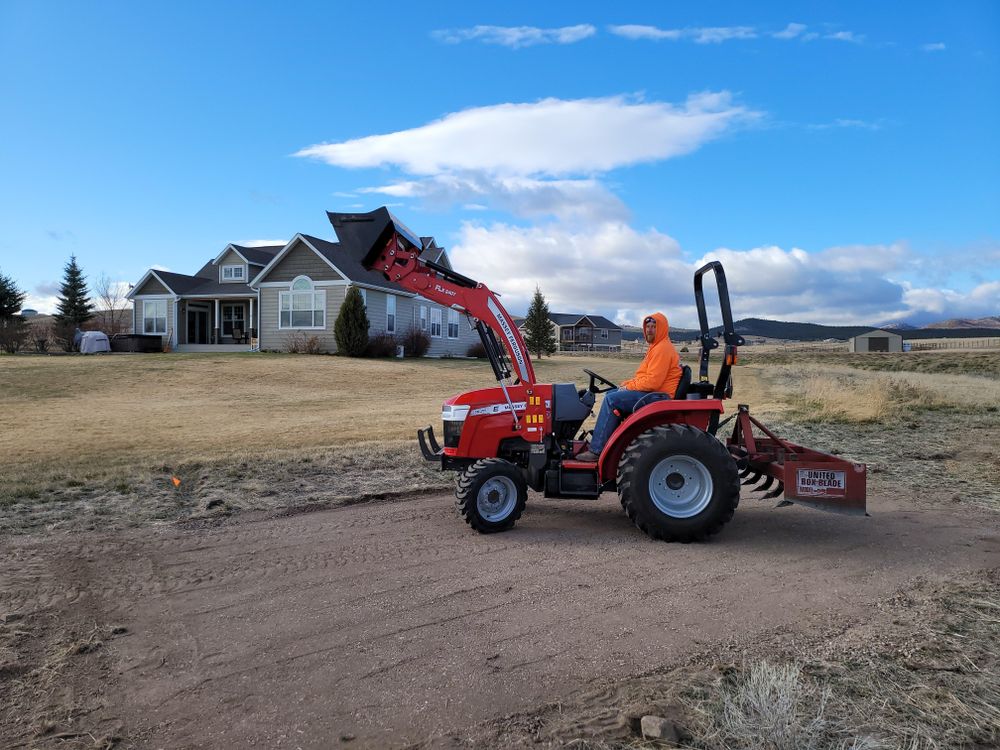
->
xmin=589 ymin=388 xmax=664 ymax=453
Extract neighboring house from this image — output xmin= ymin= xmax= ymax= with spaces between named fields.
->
xmin=126 ymin=214 xmax=480 ymax=356
xmin=848 ymin=328 xmax=904 ymax=353
xmin=515 ymin=312 xmax=622 ymax=352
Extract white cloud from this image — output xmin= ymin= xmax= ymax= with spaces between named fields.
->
xmin=772 ymin=23 xmax=807 ymax=39
xmin=808 ymin=118 xmax=883 ymax=131
xmin=448 ymin=223 xmax=996 ymax=327
xmin=432 ymin=24 xmax=595 ymax=48
xmin=296 ymin=92 xmax=758 ymax=178
xmin=359 ymin=174 xmax=629 ymax=223
xmin=607 ymin=24 xmax=756 ymax=43
xmin=238 ymin=239 xmax=287 ymax=247
xmin=922 ymin=42 xmax=946 ymax=52
xmin=23 ymin=293 xmax=59 ymax=315
xmin=825 ymin=31 xmax=864 ymax=43
xmin=691 ymin=26 xmax=757 ymax=44
xmin=607 ymin=24 xmax=683 ymax=41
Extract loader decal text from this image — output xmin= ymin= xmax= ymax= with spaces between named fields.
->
xmin=796 ymin=469 xmax=846 ymax=496
xmin=487 ymin=297 xmax=529 ymax=382
xmin=470 ymin=402 xmax=527 ymax=417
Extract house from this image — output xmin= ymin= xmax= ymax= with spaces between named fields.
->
xmin=126 ymin=211 xmax=481 ymax=356
xmin=515 ymin=312 xmax=622 ymax=352
xmin=848 ymin=328 xmax=904 ymax=353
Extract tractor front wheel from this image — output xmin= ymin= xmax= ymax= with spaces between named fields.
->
xmin=455 ymin=458 xmax=528 ymax=534
xmin=617 ymin=424 xmax=739 ymax=542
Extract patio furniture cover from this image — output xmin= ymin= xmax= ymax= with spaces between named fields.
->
xmin=80 ymin=331 xmax=111 ymax=354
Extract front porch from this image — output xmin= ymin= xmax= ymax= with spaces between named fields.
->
xmin=174 ymin=344 xmax=254 ymax=353
xmin=178 ymin=297 xmax=258 ymax=347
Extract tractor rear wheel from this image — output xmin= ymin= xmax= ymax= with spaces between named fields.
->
xmin=617 ymin=424 xmax=739 ymax=542
xmin=455 ymin=458 xmax=527 ymax=534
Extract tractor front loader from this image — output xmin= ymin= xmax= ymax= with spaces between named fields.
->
xmin=331 ymin=207 xmax=867 ymax=541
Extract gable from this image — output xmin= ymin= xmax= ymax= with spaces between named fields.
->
xmin=133 ymin=275 xmax=169 ymax=295
xmin=257 ymin=238 xmax=346 ymax=283
xmin=216 ymin=248 xmax=246 ymax=268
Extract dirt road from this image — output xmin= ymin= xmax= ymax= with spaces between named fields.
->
xmin=3 ymin=490 xmax=999 ymax=748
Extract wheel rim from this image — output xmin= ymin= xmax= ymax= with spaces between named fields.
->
xmin=477 ymin=476 xmax=518 ymax=522
xmin=648 ymin=454 xmax=713 ymax=518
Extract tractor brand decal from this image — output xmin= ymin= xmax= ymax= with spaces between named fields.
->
xmin=487 ymin=297 xmax=529 ymax=381
xmin=433 ymin=284 xmax=457 ymax=297
xmin=796 ymin=469 xmax=846 ymax=496
xmin=470 ymin=402 xmax=527 ymax=417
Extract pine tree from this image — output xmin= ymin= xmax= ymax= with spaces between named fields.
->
xmin=335 ymin=286 xmax=370 ymax=356
xmin=53 ymin=255 xmax=94 ymax=328
xmin=0 ymin=271 xmax=25 ymax=320
xmin=0 ymin=271 xmax=29 ymax=353
xmin=523 ymin=286 xmax=558 ymax=359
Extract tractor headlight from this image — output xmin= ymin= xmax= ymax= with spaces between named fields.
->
xmin=441 ymin=405 xmax=469 ymax=448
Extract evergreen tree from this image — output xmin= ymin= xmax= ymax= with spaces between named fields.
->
xmin=53 ymin=255 xmax=94 ymax=328
xmin=0 ymin=271 xmax=25 ymax=320
xmin=523 ymin=286 xmax=558 ymax=358
xmin=334 ymin=286 xmax=370 ymax=356
xmin=0 ymin=272 xmax=29 ymax=353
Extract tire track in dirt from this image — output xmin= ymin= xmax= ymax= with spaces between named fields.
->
xmin=6 ymin=490 xmax=1000 ymax=749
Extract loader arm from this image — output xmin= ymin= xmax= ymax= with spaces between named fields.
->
xmin=328 ymin=208 xmax=536 ymax=385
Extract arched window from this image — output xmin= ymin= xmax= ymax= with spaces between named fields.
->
xmin=279 ymin=276 xmax=326 ymax=329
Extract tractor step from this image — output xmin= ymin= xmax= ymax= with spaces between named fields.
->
xmin=544 ymin=465 xmax=601 ymax=499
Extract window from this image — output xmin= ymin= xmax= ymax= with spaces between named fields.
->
xmin=601 ymin=328 xmax=608 ymax=339
xmin=222 ymin=303 xmax=245 ymax=336
xmin=430 ymin=307 xmax=442 ymax=338
xmin=358 ymin=288 xmax=366 ymax=307
xmin=420 ymin=305 xmax=427 ymax=331
xmin=562 ymin=328 xmax=573 ymax=340
xmin=143 ymin=300 xmax=167 ymax=334
xmin=447 ymin=309 xmax=459 ymax=339
xmin=279 ymin=276 xmax=326 ymax=329
xmin=386 ymin=294 xmax=396 ymax=334
xmin=222 ymin=265 xmax=245 ymax=281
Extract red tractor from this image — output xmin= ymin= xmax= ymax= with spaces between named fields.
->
xmin=331 ymin=208 xmax=867 ymax=541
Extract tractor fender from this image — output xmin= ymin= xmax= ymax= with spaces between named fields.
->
xmin=597 ymin=399 xmax=724 ymax=484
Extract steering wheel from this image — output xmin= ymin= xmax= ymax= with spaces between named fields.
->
xmin=583 ymin=368 xmax=618 ymax=394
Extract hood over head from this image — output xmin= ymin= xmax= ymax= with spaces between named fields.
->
xmin=643 ymin=312 xmax=670 ymax=346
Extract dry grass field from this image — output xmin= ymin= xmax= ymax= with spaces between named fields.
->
xmin=1 ymin=348 xmax=998 ymax=532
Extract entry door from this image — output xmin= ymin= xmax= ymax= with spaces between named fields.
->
xmin=187 ymin=310 xmax=209 ymax=344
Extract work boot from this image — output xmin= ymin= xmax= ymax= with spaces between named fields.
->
xmin=575 ymin=449 xmax=599 ymax=462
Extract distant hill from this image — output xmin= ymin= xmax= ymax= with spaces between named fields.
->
xmin=684 ymin=317 xmax=1000 ymax=343
xmin=925 ymin=316 xmax=1000 ymax=329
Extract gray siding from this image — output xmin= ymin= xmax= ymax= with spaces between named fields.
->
xmin=259 ymin=285 xmax=346 ymax=353
xmin=261 ymin=240 xmax=343 ymax=283
xmin=134 ymin=276 xmax=168 ymax=295
xmin=133 ymin=296 xmax=176 ymax=348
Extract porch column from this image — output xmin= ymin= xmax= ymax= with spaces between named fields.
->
xmin=249 ymin=297 xmax=255 ymax=339
xmin=214 ymin=299 xmax=220 ymax=344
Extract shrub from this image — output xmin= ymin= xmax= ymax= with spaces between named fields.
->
xmin=400 ymin=327 xmax=430 ymax=357
xmin=284 ymin=332 xmax=322 ymax=354
xmin=365 ymin=332 xmax=398 ymax=358
xmin=0 ymin=315 xmax=29 ymax=353
xmin=466 ymin=342 xmax=487 ymax=358
xmin=680 ymin=346 xmax=689 ymax=352
xmin=335 ymin=287 xmax=369 ymax=356
xmin=52 ymin=319 xmax=79 ymax=352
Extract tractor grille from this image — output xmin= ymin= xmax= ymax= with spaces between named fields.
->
xmin=443 ymin=420 xmax=463 ymax=448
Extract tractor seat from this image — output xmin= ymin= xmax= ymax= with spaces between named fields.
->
xmin=631 ymin=365 xmax=692 ymax=412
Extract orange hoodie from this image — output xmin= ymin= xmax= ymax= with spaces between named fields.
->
xmin=621 ymin=312 xmax=681 ymax=394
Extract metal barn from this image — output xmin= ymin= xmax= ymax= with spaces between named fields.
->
xmin=849 ymin=329 xmax=904 ymax=353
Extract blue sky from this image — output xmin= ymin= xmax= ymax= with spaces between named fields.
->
xmin=1 ymin=1 xmax=997 ymax=327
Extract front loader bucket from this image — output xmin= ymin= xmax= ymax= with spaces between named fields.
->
xmin=328 ymin=207 xmax=423 ymax=269
xmin=726 ymin=405 xmax=867 ymax=516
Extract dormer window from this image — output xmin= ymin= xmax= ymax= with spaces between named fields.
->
xmin=222 ymin=265 xmax=245 ymax=282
